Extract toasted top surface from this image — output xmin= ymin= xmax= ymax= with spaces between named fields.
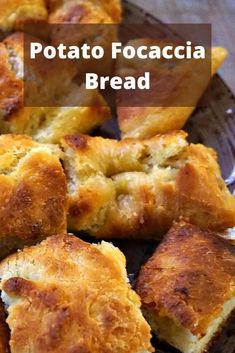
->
xmin=62 ymin=131 xmax=235 ymax=238
xmin=0 ymin=133 xmax=62 ymax=161
xmin=0 ymin=32 xmax=67 ymax=120
xmin=136 ymin=222 xmax=235 ymax=336
xmin=0 ymin=134 xmax=67 ymax=251
xmin=0 ymin=234 xmax=153 ymax=353
xmin=0 ymin=33 xmax=23 ymax=120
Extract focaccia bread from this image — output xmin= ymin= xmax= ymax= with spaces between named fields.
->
xmin=117 ymin=39 xmax=228 ymax=139
xmin=135 ymin=222 xmax=235 ymax=353
xmin=0 ymin=32 xmax=111 ymax=144
xmin=48 ymin=0 xmax=122 ymax=24
xmin=49 ymin=0 xmax=119 ymax=81
xmin=0 ymin=0 xmax=121 ymax=33
xmin=0 ymin=0 xmax=47 ymax=34
xmin=0 ymin=134 xmax=67 ymax=258
xmin=0 ymin=233 xmax=153 ymax=353
xmin=61 ymin=131 xmax=235 ymax=238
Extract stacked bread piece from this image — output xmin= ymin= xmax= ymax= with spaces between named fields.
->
xmin=0 ymin=32 xmax=111 ymax=144
xmin=62 ymin=132 xmax=235 ymax=238
xmin=0 ymin=234 xmax=154 ymax=353
xmin=117 ymin=39 xmax=228 ymax=139
xmin=0 ymin=1 xmax=234 ymax=353
xmin=135 ymin=222 xmax=235 ymax=353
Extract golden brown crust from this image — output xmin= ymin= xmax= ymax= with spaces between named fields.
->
xmin=98 ymin=0 xmax=122 ymax=22
xmin=0 ymin=35 xmax=23 ymax=123
xmin=0 ymin=0 xmax=121 ymax=32
xmin=48 ymin=0 xmax=121 ymax=24
xmin=135 ymin=222 xmax=235 ymax=336
xmin=117 ymin=39 xmax=228 ymax=139
xmin=0 ymin=0 xmax=47 ymax=32
xmin=62 ymin=131 xmax=235 ymax=239
xmin=0 ymin=32 xmax=111 ymax=143
xmin=0 ymin=234 xmax=153 ymax=353
xmin=0 ymin=134 xmax=67 ymax=258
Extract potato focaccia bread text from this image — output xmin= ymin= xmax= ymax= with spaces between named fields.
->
xmin=117 ymin=39 xmax=228 ymax=139
xmin=0 ymin=134 xmax=67 ymax=258
xmin=0 ymin=32 xmax=111 ymax=144
xmin=135 ymin=222 xmax=235 ymax=353
xmin=0 ymin=234 xmax=153 ymax=353
xmin=0 ymin=0 xmax=122 ymax=33
xmin=62 ymin=131 xmax=235 ymax=238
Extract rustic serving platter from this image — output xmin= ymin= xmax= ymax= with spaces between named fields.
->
xmin=89 ymin=1 xmax=235 ymax=352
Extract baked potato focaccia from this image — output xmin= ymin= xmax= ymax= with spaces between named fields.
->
xmin=135 ymin=222 xmax=235 ymax=353
xmin=0 ymin=32 xmax=111 ymax=144
xmin=48 ymin=0 xmax=122 ymax=24
xmin=117 ymin=39 xmax=228 ymax=139
xmin=0 ymin=0 xmax=121 ymax=33
xmin=0 ymin=134 xmax=67 ymax=258
xmin=0 ymin=234 xmax=153 ymax=353
xmin=62 ymin=131 xmax=235 ymax=238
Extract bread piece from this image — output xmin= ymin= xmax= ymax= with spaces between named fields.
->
xmin=135 ymin=222 xmax=235 ymax=353
xmin=0 ymin=233 xmax=154 ymax=353
xmin=0 ymin=134 xmax=67 ymax=258
xmin=0 ymin=0 xmax=121 ymax=33
xmin=48 ymin=0 xmax=122 ymax=23
xmin=0 ymin=0 xmax=47 ymax=33
xmin=61 ymin=131 xmax=235 ymax=238
xmin=0 ymin=300 xmax=9 ymax=353
xmin=48 ymin=0 xmax=121 ymax=78
xmin=117 ymin=39 xmax=228 ymax=139
xmin=0 ymin=32 xmax=111 ymax=144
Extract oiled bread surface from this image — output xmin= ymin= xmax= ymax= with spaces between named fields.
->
xmin=0 ymin=134 xmax=67 ymax=258
xmin=0 ymin=233 xmax=153 ymax=353
xmin=135 ymin=222 xmax=235 ymax=336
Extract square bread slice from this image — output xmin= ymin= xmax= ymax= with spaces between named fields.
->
xmin=135 ymin=222 xmax=235 ymax=353
xmin=0 ymin=32 xmax=111 ymax=144
xmin=61 ymin=131 xmax=235 ymax=239
xmin=117 ymin=39 xmax=228 ymax=139
xmin=0 ymin=134 xmax=67 ymax=258
xmin=0 ymin=234 xmax=154 ymax=353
